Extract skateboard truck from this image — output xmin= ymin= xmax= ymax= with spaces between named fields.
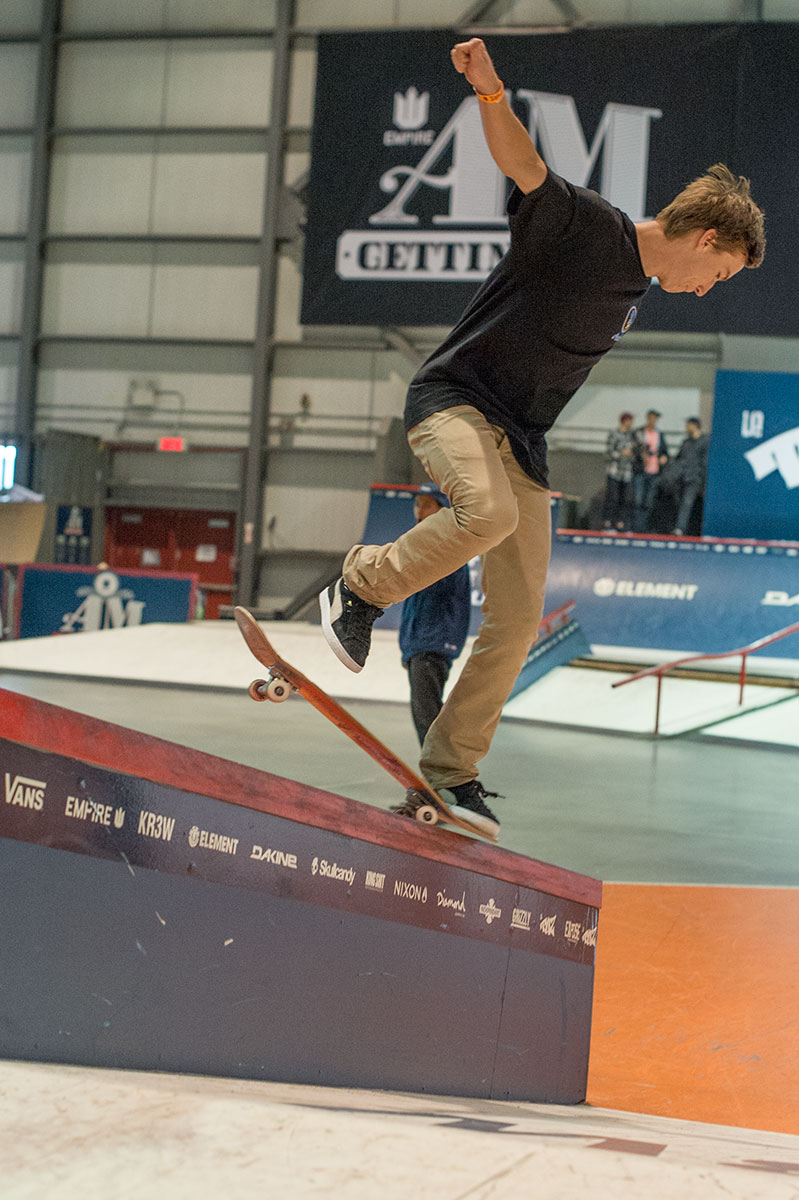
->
xmin=249 ymin=672 xmax=295 ymax=704
xmin=390 ymin=788 xmax=442 ymax=827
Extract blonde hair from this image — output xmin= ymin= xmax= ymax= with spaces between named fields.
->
xmin=656 ymin=163 xmax=765 ymax=268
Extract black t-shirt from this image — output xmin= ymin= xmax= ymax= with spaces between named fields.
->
xmin=404 ymin=171 xmax=651 ymax=486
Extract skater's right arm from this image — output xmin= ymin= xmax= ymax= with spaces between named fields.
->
xmin=450 ymin=38 xmax=547 ymax=195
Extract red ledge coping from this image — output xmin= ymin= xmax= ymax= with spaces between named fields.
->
xmin=0 ymin=687 xmax=601 ymax=909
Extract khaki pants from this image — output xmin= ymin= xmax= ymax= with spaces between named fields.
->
xmin=343 ymin=405 xmax=551 ymax=791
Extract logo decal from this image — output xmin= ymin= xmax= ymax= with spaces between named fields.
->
xmin=394 ymin=880 xmax=428 ymax=904
xmin=189 ymin=827 xmax=239 ymax=855
xmin=611 ymin=305 xmax=638 ymax=341
xmin=393 ymin=87 xmax=429 ymax=131
xmin=762 ymin=591 xmax=799 ymax=607
xmin=741 ymin=409 xmax=764 ymax=439
xmin=65 ymin=796 xmax=119 ymax=826
xmin=137 ymin=810 xmax=175 ymax=842
xmin=436 ymin=889 xmax=466 ymax=916
xmin=745 ymin=427 xmax=799 ymax=489
xmin=479 ymin=897 xmax=502 ymax=925
xmin=60 ymin=569 xmax=146 ymax=633
xmin=593 ymin=577 xmax=699 ymax=600
xmin=4 ymin=774 xmax=46 ymax=810
xmin=311 ymin=857 xmax=356 ymax=885
xmin=251 ymin=845 xmax=298 ymax=868
xmin=511 ymin=907 xmax=532 ymax=931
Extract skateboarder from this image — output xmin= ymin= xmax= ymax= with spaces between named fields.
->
xmin=320 ymin=36 xmax=765 ymax=837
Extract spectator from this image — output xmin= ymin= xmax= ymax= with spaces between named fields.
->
xmin=633 ymin=408 xmax=669 ymax=531
xmin=673 ymin=417 xmax=710 ymax=535
xmin=602 ymin=412 xmax=638 ymax=531
xmin=399 ymin=483 xmax=472 ymax=745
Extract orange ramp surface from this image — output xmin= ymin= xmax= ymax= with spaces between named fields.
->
xmin=588 ymin=883 xmax=799 ymax=1135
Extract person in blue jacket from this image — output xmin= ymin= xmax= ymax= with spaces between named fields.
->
xmin=399 ymin=483 xmax=472 ymax=746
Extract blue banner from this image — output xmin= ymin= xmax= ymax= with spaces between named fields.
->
xmin=358 ymin=486 xmax=799 ymax=656
xmin=16 ymin=566 xmax=197 ymax=639
xmin=545 ymin=533 xmax=799 ymax=656
xmin=703 ymin=370 xmax=799 ymax=541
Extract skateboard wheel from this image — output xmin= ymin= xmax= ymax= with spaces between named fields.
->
xmin=264 ymin=676 xmax=292 ymax=702
xmin=415 ymin=804 xmax=439 ymax=826
xmin=249 ymin=679 xmax=270 ymax=702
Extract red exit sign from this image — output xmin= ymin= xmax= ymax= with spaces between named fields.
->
xmin=158 ymin=436 xmax=185 ymax=452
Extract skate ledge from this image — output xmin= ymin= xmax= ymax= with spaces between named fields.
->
xmin=0 ymin=686 xmax=600 ymax=909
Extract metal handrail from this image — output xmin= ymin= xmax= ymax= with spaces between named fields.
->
xmin=611 ymin=621 xmax=799 ymax=735
xmin=538 ymin=599 xmax=575 ymax=638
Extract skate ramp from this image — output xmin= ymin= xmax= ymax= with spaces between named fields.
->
xmin=0 ymin=687 xmax=599 ymax=1103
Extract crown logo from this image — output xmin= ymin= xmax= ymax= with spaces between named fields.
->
xmin=393 ymin=87 xmax=429 ymax=131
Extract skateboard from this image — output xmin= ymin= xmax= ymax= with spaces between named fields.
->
xmin=234 ymin=606 xmax=496 ymax=842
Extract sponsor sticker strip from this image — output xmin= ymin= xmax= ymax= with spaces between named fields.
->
xmin=562 ymin=533 xmax=799 ymax=558
xmin=0 ymin=739 xmax=597 ymax=966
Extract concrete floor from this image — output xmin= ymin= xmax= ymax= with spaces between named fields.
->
xmin=5 ymin=1060 xmax=799 ymax=1200
xmin=4 ymin=668 xmax=798 ymax=887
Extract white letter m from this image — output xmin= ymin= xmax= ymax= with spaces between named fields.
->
xmin=516 ymin=91 xmax=662 ymax=221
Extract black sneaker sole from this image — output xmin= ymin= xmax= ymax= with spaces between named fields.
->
xmin=446 ymin=802 xmax=500 ymax=840
xmin=319 ymin=583 xmax=364 ymax=674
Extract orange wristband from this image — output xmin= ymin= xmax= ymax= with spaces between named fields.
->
xmin=475 ymin=80 xmax=504 ymax=103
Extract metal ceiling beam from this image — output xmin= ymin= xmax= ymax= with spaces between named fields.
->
xmin=382 ymin=328 xmax=425 ymax=370
xmin=457 ymin=0 xmax=520 ymax=27
xmin=236 ymin=0 xmax=294 ymax=607
xmin=549 ymin=0 xmax=582 ymax=23
xmin=15 ymin=0 xmax=59 ymax=484
xmin=458 ymin=0 xmax=581 ymax=28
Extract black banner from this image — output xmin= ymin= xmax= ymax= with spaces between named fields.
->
xmin=302 ymin=24 xmax=797 ymax=335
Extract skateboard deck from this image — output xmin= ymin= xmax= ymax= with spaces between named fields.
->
xmin=234 ymin=606 xmax=496 ymax=842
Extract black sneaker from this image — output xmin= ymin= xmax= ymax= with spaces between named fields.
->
xmin=319 ymin=577 xmax=383 ymax=673
xmin=444 ymin=780 xmax=502 ymax=839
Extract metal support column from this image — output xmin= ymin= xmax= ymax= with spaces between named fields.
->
xmin=237 ymin=0 xmax=294 ymax=606
xmin=15 ymin=0 xmax=60 ymax=484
